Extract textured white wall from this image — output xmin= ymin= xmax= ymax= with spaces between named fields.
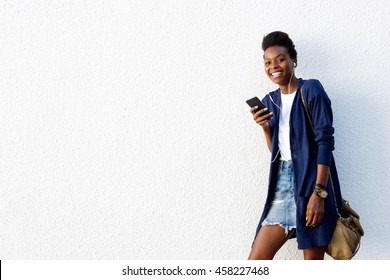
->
xmin=0 ymin=0 xmax=389 ymax=260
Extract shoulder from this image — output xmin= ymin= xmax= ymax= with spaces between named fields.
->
xmin=302 ymin=79 xmax=326 ymax=93
xmin=301 ymin=79 xmax=330 ymax=102
xmin=261 ymin=88 xmax=279 ymax=105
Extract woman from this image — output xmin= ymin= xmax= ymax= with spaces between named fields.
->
xmin=248 ymin=31 xmax=342 ymax=260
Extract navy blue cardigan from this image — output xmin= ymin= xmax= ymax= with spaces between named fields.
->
xmin=253 ymin=79 xmax=343 ymax=249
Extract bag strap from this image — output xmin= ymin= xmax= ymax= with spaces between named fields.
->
xmin=300 ymin=87 xmax=341 ymax=216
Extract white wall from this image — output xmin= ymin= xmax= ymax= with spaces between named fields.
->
xmin=1 ymin=0 xmax=389 ymax=260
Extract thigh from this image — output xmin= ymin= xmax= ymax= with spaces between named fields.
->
xmin=303 ymin=246 xmax=327 ymax=260
xmin=248 ymin=225 xmax=294 ymax=260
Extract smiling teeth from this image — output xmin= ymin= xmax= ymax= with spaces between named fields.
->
xmin=271 ymin=72 xmax=282 ymax=77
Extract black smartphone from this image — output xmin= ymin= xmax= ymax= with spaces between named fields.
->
xmin=246 ymin=97 xmax=271 ymax=118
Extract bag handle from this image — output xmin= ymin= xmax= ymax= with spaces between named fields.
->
xmin=300 ymin=87 xmax=341 ymax=216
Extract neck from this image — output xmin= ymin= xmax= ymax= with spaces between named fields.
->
xmin=280 ymin=77 xmax=299 ymax=94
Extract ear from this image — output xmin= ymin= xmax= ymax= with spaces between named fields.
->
xmin=293 ymin=60 xmax=297 ymax=68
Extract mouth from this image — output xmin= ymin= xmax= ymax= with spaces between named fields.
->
xmin=270 ymin=71 xmax=282 ymax=78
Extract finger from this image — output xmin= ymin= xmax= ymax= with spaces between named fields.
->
xmin=306 ymin=207 xmax=319 ymax=226
xmin=255 ymin=112 xmax=273 ymax=123
xmin=308 ymin=212 xmax=324 ymax=227
xmin=256 ymin=117 xmax=272 ymax=127
xmin=250 ymin=106 xmax=259 ymax=114
xmin=310 ymin=213 xmax=319 ymax=227
xmin=254 ymin=108 xmax=269 ymax=118
xmin=307 ymin=218 xmax=315 ymax=227
xmin=306 ymin=212 xmax=314 ymax=226
xmin=316 ymin=213 xmax=324 ymax=225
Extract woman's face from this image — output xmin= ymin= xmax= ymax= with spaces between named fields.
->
xmin=263 ymin=46 xmax=296 ymax=86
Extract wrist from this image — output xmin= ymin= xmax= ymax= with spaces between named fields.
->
xmin=314 ymin=182 xmax=326 ymax=189
xmin=261 ymin=122 xmax=270 ymax=129
xmin=313 ymin=188 xmax=328 ymax=199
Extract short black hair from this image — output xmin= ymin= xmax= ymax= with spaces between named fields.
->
xmin=262 ymin=31 xmax=297 ymax=60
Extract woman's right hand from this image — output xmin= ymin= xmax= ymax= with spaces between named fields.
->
xmin=250 ymin=106 xmax=273 ymax=128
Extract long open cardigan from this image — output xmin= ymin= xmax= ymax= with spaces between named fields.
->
xmin=253 ymin=79 xmax=343 ymax=249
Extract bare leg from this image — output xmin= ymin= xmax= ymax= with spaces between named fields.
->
xmin=248 ymin=225 xmax=294 ymax=260
xmin=303 ymin=245 xmax=327 ymax=260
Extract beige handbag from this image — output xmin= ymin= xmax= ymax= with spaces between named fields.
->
xmin=326 ymin=200 xmax=364 ymax=259
xmin=300 ymin=87 xmax=364 ymax=260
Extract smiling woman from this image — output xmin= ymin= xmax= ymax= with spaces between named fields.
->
xmin=247 ymin=31 xmax=343 ymax=260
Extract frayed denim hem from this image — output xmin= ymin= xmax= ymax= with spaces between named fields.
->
xmin=261 ymin=220 xmax=296 ymax=235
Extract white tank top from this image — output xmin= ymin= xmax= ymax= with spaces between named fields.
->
xmin=278 ymin=91 xmax=296 ymax=161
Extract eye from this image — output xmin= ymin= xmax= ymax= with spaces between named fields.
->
xmin=277 ymin=58 xmax=285 ymax=63
xmin=264 ymin=61 xmax=271 ymax=66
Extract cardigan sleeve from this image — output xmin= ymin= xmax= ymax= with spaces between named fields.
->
xmin=262 ymin=95 xmax=275 ymax=135
xmin=305 ymin=80 xmax=335 ymax=166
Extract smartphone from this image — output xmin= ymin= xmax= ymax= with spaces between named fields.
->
xmin=246 ymin=97 xmax=271 ymax=118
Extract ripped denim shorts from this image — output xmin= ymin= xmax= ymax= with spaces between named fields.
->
xmin=262 ymin=160 xmax=297 ymax=234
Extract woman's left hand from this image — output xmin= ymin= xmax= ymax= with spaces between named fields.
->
xmin=305 ymin=194 xmax=325 ymax=227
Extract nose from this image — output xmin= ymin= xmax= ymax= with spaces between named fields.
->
xmin=271 ymin=61 xmax=280 ymax=69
